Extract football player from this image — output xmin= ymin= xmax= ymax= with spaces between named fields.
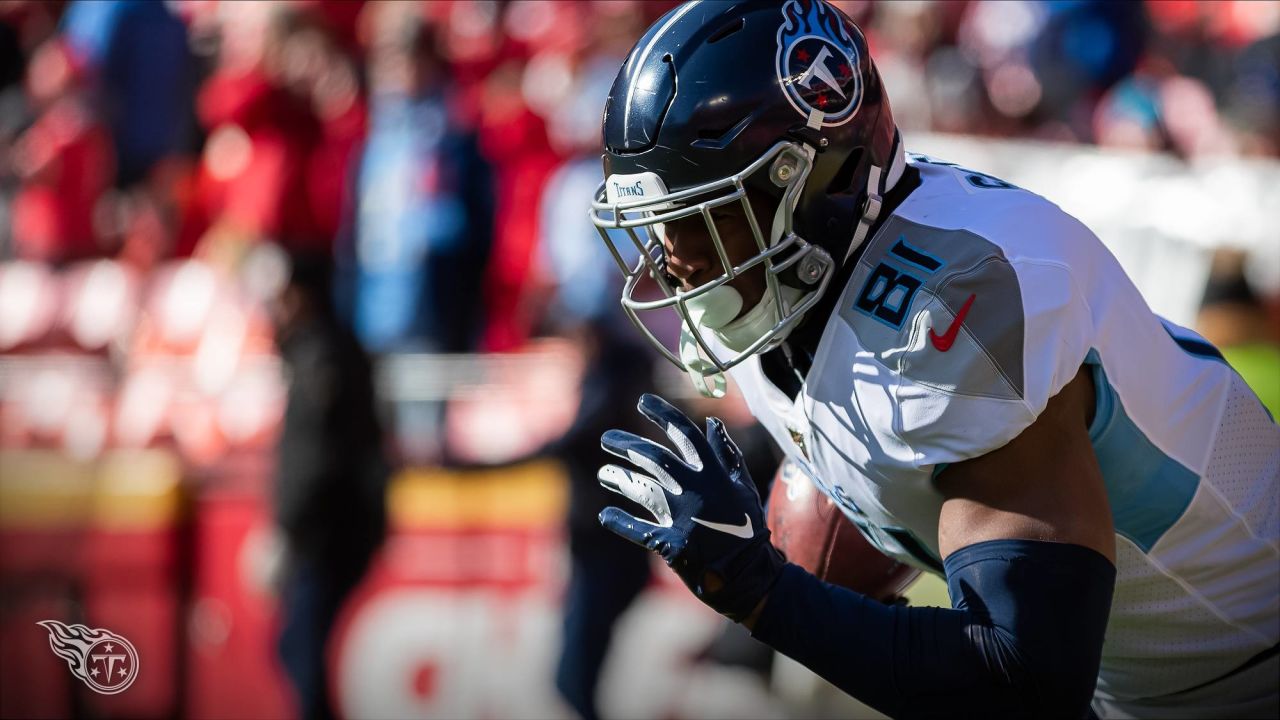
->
xmin=588 ymin=2 xmax=1280 ymax=718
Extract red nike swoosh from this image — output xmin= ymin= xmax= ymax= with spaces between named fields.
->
xmin=929 ymin=293 xmax=976 ymax=352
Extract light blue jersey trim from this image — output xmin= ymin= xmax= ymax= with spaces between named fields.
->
xmin=1086 ymin=351 xmax=1200 ymax=553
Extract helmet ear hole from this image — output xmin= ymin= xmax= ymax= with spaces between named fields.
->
xmin=825 ymin=147 xmax=865 ymax=196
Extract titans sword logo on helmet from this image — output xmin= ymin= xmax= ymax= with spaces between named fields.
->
xmin=776 ymin=0 xmax=863 ymax=126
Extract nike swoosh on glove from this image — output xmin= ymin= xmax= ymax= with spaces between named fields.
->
xmin=597 ymin=393 xmax=785 ymax=622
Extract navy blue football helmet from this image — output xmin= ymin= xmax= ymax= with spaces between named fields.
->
xmin=590 ymin=0 xmax=903 ymax=391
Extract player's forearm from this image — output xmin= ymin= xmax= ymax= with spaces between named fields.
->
xmin=750 ymin=539 xmax=1115 ymax=719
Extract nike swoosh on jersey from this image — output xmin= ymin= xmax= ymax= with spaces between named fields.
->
xmin=691 ymin=513 xmax=754 ymax=539
xmin=929 ymin=293 xmax=977 ymax=352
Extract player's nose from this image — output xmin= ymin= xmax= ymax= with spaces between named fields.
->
xmin=662 ymin=225 xmax=714 ymax=286
xmin=665 ymin=253 xmax=708 ymax=286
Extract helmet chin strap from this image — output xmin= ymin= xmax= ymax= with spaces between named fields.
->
xmin=845 ymin=131 xmax=905 ymax=265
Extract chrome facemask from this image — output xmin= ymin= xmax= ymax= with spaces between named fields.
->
xmin=590 ymin=141 xmax=834 ymax=396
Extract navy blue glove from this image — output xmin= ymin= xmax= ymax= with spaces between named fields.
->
xmin=597 ymin=393 xmax=785 ymax=621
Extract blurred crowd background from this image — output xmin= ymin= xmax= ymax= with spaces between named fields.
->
xmin=0 ymin=1 xmax=1277 ymax=719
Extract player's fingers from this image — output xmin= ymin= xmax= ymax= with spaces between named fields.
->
xmin=705 ymin=416 xmax=745 ymax=477
xmin=601 ymin=429 xmax=683 ymax=494
xmin=597 ymin=464 xmax=674 ymax=526
xmin=599 ymin=506 xmax=663 ymax=550
xmin=636 ymin=393 xmax=708 ymax=470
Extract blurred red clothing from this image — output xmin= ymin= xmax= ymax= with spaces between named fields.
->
xmin=193 ymin=68 xmax=324 ymax=250
xmin=303 ymin=0 xmax=367 ymax=58
xmin=308 ymin=93 xmax=367 ymax=242
xmin=477 ymin=92 xmax=561 ymax=352
xmin=11 ymin=96 xmax=114 ymax=263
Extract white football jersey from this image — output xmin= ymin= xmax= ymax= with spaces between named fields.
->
xmin=729 ymin=155 xmax=1280 ymax=707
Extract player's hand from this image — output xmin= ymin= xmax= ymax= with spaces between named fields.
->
xmin=597 ymin=393 xmax=784 ymax=621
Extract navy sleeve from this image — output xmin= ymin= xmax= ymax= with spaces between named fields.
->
xmin=751 ymin=539 xmax=1115 ymax=719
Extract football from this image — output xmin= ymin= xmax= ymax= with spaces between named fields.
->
xmin=766 ymin=460 xmax=921 ymax=603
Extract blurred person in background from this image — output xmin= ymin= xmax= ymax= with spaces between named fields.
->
xmin=57 ymin=0 xmax=200 ymax=271
xmin=60 ymin=0 xmax=195 ymax=189
xmin=956 ymin=0 xmax=1148 ymax=142
xmin=0 ymin=1 xmax=59 ymax=260
xmin=474 ymin=35 xmax=563 ymax=350
xmin=8 ymin=37 xmax=114 ymax=264
xmin=337 ymin=6 xmax=492 ymax=355
xmin=471 ymin=1 xmax=680 ymax=353
xmin=544 ymin=316 xmax=657 ymax=720
xmin=1222 ymin=32 xmax=1280 ymax=157
xmin=444 ymin=211 xmax=660 ymax=719
xmin=188 ymin=3 xmax=351 ymax=263
xmin=335 ymin=6 xmax=494 ymax=463
xmin=1141 ymin=0 xmax=1280 ymax=158
xmin=270 ymin=250 xmax=388 ymax=720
